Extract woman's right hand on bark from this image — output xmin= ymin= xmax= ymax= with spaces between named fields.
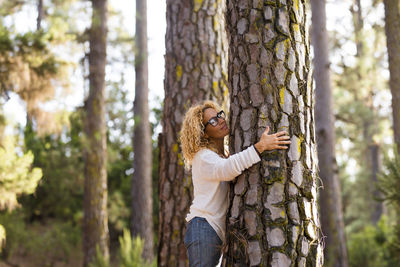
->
xmin=254 ymin=126 xmax=291 ymax=153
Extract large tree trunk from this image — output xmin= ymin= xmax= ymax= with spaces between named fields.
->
xmin=131 ymin=0 xmax=154 ymax=261
xmin=158 ymin=1 xmax=228 ymax=266
xmin=83 ymin=0 xmax=109 ymax=265
xmin=222 ymin=1 xmax=323 ymax=266
xmin=383 ymin=0 xmax=400 ymax=153
xmin=310 ymin=0 xmax=348 ymax=266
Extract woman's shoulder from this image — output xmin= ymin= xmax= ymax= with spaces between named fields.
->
xmin=194 ymin=148 xmax=216 ymax=157
xmin=193 ymin=148 xmax=219 ymax=163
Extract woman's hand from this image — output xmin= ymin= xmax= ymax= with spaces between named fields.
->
xmin=254 ymin=126 xmax=291 ymax=153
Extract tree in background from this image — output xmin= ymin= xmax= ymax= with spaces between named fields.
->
xmin=331 ymin=0 xmax=389 ymax=233
xmin=131 ymin=0 xmax=154 ymax=261
xmin=158 ymin=0 xmax=228 ymax=266
xmin=83 ymin=0 xmax=109 ymax=265
xmin=379 ymin=0 xmax=400 ymax=264
xmin=0 ymin=1 xmax=72 ymax=136
xmin=350 ymin=0 xmax=384 ymax=226
xmin=383 ymin=0 xmax=400 ymax=153
xmin=222 ymin=0 xmax=323 ymax=265
xmin=324 ymin=0 xmax=396 ymax=265
xmin=0 ymin=111 xmax=42 ymax=252
xmin=310 ymin=0 xmax=348 ymax=266
xmin=0 ymin=137 xmax=42 ymax=210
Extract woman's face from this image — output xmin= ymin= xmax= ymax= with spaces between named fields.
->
xmin=202 ymin=108 xmax=229 ymax=139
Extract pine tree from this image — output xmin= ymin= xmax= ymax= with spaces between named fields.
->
xmin=158 ymin=0 xmax=228 ymax=266
xmin=310 ymin=0 xmax=348 ymax=266
xmin=383 ymin=0 xmax=400 ymax=153
xmin=83 ymin=0 xmax=109 ymax=265
xmin=131 ymin=0 xmax=154 ymax=261
xmin=222 ymin=1 xmax=323 ymax=265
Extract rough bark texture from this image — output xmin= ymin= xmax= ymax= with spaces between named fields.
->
xmin=131 ymin=0 xmax=154 ymax=261
xmin=222 ymin=1 xmax=323 ymax=266
xmin=384 ymin=0 xmax=400 ymax=153
xmin=310 ymin=0 xmax=348 ymax=266
xmin=158 ymin=0 xmax=228 ymax=266
xmin=83 ymin=0 xmax=109 ymax=265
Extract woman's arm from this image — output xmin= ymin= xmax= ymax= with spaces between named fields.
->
xmin=196 ymin=126 xmax=291 ymax=182
xmin=196 ymin=145 xmax=261 ymax=181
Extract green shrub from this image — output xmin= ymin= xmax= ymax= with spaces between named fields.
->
xmin=348 ymin=224 xmax=384 ymax=267
xmin=0 ymin=211 xmax=81 ymax=265
xmin=347 ymin=216 xmax=400 ymax=267
xmin=119 ymin=228 xmax=156 ymax=267
xmin=88 ymin=245 xmax=110 ymax=267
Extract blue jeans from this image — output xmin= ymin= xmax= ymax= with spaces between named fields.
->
xmin=184 ymin=217 xmax=223 ymax=267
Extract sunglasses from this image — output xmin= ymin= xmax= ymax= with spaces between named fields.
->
xmin=203 ymin=110 xmax=226 ymax=129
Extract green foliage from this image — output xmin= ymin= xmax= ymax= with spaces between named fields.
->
xmin=108 ymin=191 xmax=130 ymax=231
xmin=106 ymin=81 xmax=133 ymax=234
xmin=118 ymin=228 xmax=156 ymax=267
xmin=20 ymin=111 xmax=84 ymax=221
xmin=347 ymin=216 xmax=399 ymax=267
xmin=0 ymin=224 xmax=5 ymax=253
xmin=377 ymin=148 xmax=400 ymax=264
xmin=348 ymin=224 xmax=385 ymax=267
xmin=0 ymin=211 xmax=81 ymax=265
xmin=87 ymin=229 xmax=158 ymax=267
xmin=88 ymin=245 xmax=110 ymax=267
xmin=331 ymin=0 xmax=391 ymax=236
xmin=378 ymin=149 xmax=400 ymax=205
xmin=0 ymin=16 xmax=72 ymax=136
xmin=0 ymin=135 xmax=42 ymax=211
xmin=0 ymin=1 xmax=24 ymax=16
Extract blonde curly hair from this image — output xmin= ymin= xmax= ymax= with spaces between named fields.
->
xmin=180 ymin=100 xmax=225 ymax=169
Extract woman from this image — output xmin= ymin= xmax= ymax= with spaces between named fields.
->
xmin=180 ymin=100 xmax=291 ymax=267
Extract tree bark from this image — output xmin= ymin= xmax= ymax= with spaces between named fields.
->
xmin=222 ymin=1 xmax=323 ymax=266
xmin=352 ymin=0 xmax=384 ymax=225
xmin=352 ymin=0 xmax=364 ymax=56
xmin=158 ymin=1 xmax=228 ymax=266
xmin=369 ymin=143 xmax=383 ymax=224
xmin=37 ymin=0 xmax=44 ymax=30
xmin=310 ymin=0 xmax=348 ymax=266
xmin=83 ymin=0 xmax=109 ymax=265
xmin=383 ymin=0 xmax=400 ymax=153
xmin=131 ymin=0 xmax=154 ymax=262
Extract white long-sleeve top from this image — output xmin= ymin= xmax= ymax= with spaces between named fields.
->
xmin=185 ymin=145 xmax=261 ymax=241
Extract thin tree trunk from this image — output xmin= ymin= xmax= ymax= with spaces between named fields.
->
xmin=83 ymin=0 xmax=109 ymax=265
xmin=310 ymin=0 xmax=348 ymax=266
xmin=131 ymin=0 xmax=154 ymax=261
xmin=158 ymin=1 xmax=228 ymax=266
xmin=223 ymin=1 xmax=323 ymax=266
xmin=352 ymin=0 xmax=384 ymax=225
xmin=369 ymin=143 xmax=383 ymax=224
xmin=37 ymin=0 xmax=43 ymax=30
xmin=383 ymin=0 xmax=400 ymax=153
xmin=353 ymin=0 xmax=364 ymax=56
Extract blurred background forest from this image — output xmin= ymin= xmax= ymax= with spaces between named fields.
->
xmin=0 ymin=0 xmax=399 ymax=266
